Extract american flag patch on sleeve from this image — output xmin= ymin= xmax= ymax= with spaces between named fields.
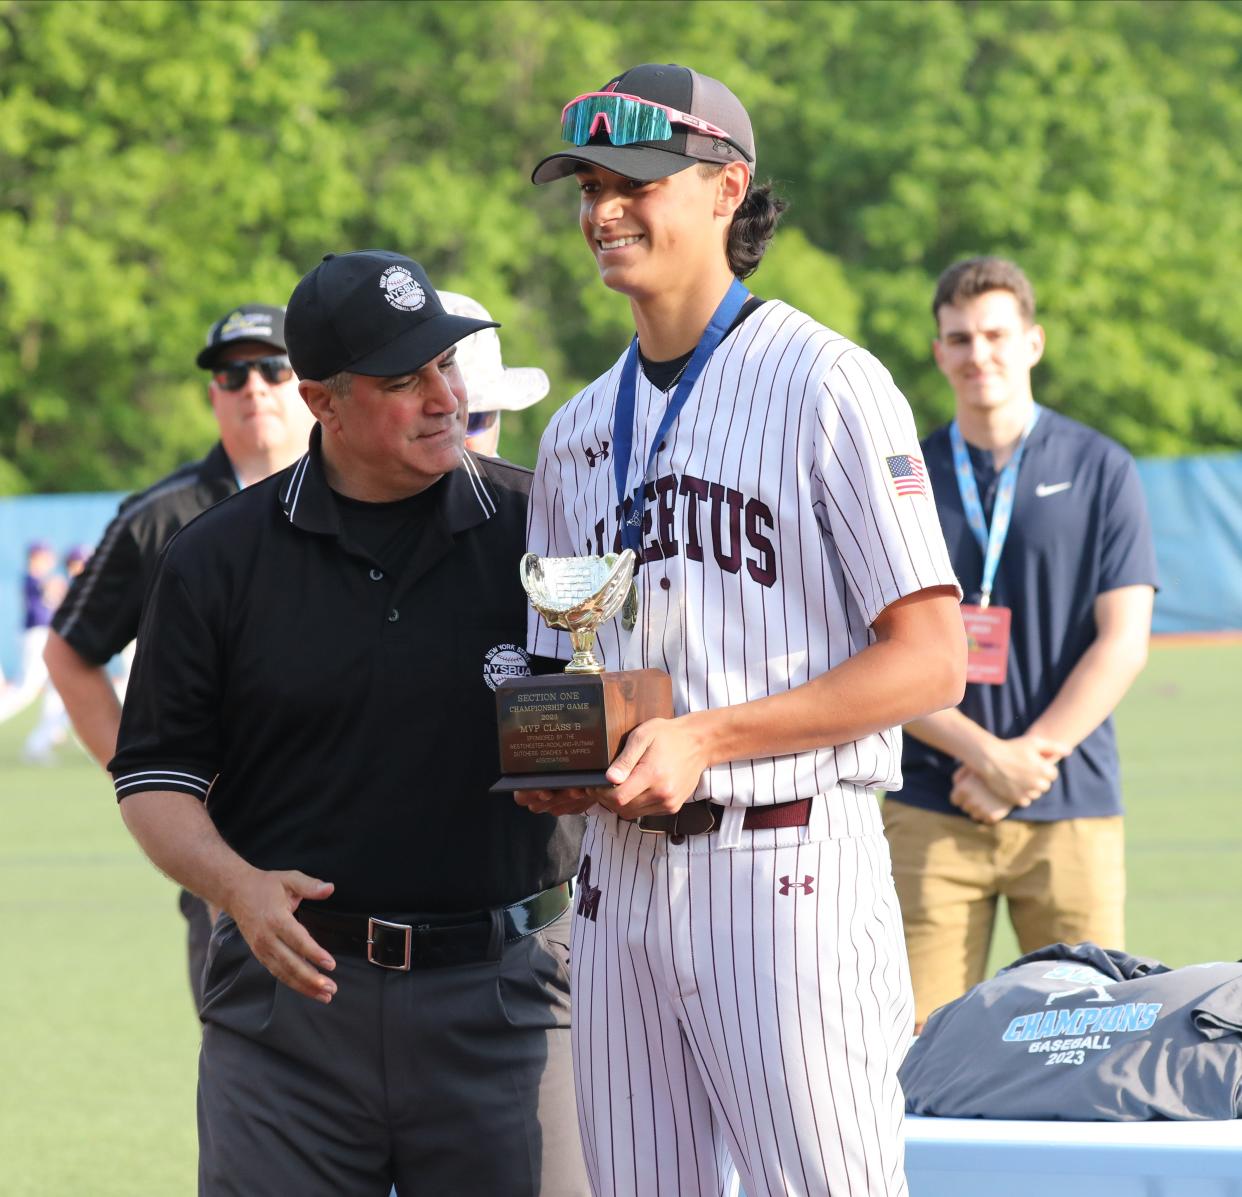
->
xmin=885 ymin=453 xmax=927 ymax=498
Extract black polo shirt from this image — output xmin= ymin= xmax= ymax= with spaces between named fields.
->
xmin=110 ymin=427 xmax=582 ymax=912
xmin=898 ymin=408 xmax=1157 ymax=821
xmin=52 ymin=442 xmax=239 ymax=664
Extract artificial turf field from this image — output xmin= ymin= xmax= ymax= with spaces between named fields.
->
xmin=1 ymin=641 xmax=1238 ymax=1194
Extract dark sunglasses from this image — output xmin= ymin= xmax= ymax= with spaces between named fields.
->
xmin=211 ymin=355 xmax=294 ymax=391
xmin=466 ymin=409 xmax=499 ymax=435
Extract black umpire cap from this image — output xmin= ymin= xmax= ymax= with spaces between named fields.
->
xmin=285 ymin=250 xmax=498 ymax=381
xmin=195 ymin=304 xmax=287 ymax=369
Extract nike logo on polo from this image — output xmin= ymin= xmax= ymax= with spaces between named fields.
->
xmin=1035 ymin=481 xmax=1072 ymax=497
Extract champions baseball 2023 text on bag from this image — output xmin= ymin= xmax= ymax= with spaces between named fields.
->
xmin=899 ymin=941 xmax=1242 ymax=1120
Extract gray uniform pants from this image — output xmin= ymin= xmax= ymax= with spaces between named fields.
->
xmin=179 ymin=888 xmax=211 ymax=1012
xmin=197 ymin=907 xmax=587 ymax=1196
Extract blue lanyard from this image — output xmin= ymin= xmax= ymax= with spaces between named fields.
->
xmin=613 ymin=278 xmax=750 ymax=553
xmin=949 ymin=405 xmax=1040 ymax=608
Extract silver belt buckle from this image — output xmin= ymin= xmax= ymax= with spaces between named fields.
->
xmin=635 ymin=805 xmax=717 ymax=838
xmin=366 ymin=917 xmax=412 ymax=970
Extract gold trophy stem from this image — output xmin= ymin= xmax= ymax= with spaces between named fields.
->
xmin=565 ymin=625 xmax=604 ymax=674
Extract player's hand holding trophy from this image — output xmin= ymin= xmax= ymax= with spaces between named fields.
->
xmin=491 ymin=550 xmax=672 ymax=791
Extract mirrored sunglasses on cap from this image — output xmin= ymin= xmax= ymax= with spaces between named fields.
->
xmin=211 ymin=355 xmax=294 ymax=391
xmin=560 ymin=90 xmax=753 ymax=161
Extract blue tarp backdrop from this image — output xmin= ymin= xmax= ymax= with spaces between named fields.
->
xmin=1136 ymin=454 xmax=1242 ymax=635
xmin=0 ymin=491 xmax=125 ymax=680
xmin=1 ymin=454 xmax=1240 ymax=677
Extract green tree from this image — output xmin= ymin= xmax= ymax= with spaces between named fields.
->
xmin=1 ymin=0 xmax=1238 ymax=491
xmin=284 ymin=0 xmax=1242 ymax=459
xmin=0 ymin=0 xmax=356 ymax=490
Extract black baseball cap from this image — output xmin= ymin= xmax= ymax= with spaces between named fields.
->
xmin=284 ymin=250 xmax=498 ymax=381
xmin=195 ymin=304 xmax=287 ymax=369
xmin=531 ymin=63 xmax=756 ymax=186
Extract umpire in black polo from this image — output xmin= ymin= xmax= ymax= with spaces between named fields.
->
xmin=110 ymin=250 xmax=588 ymax=1196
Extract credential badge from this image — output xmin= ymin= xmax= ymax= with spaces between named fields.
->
xmin=380 ymin=265 xmax=426 ymax=312
xmin=482 ymin=643 xmax=531 ymax=691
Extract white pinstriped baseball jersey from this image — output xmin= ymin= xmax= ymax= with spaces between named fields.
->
xmin=530 ymin=300 xmax=960 ymax=1197
xmin=527 ymin=300 xmax=960 ymax=805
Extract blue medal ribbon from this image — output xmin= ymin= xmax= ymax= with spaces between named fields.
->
xmin=613 ymin=278 xmax=750 ymax=554
xmin=949 ymin=405 xmax=1040 ymax=608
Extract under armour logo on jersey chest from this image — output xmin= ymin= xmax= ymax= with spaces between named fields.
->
xmin=587 ymin=469 xmax=778 ymax=589
xmin=779 ymin=875 xmax=815 ymax=896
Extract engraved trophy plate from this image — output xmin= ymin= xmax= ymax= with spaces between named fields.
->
xmin=492 ymin=550 xmax=672 ymax=792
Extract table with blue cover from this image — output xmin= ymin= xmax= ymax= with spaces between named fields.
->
xmin=905 ymin=1115 xmax=1242 ymax=1197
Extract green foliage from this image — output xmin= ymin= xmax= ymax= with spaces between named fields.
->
xmin=1 ymin=0 xmax=1239 ymax=490
xmin=0 ymin=0 xmax=354 ymax=490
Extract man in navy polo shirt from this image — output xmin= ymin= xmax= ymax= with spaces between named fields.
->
xmin=886 ymin=257 xmax=1157 ymax=1029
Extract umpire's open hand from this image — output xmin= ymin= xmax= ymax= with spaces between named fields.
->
xmin=228 ymin=868 xmax=338 ymax=1003
xmin=513 ymin=786 xmax=600 ymax=816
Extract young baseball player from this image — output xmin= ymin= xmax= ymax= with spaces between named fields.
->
xmin=518 ymin=64 xmax=966 ymax=1197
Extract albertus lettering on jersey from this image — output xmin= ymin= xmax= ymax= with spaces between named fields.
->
xmin=530 ymin=302 xmax=959 ymax=804
xmin=587 ymin=470 xmax=777 ymax=589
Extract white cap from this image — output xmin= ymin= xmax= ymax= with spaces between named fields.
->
xmin=438 ymin=292 xmax=550 ymax=413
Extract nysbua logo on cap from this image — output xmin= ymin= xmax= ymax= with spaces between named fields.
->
xmin=380 ymin=265 xmax=426 ymax=312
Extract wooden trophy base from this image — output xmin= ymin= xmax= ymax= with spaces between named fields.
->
xmin=491 ymin=669 xmax=673 ymax=793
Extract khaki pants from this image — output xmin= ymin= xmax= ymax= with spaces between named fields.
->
xmin=882 ymin=801 xmax=1125 ymax=1026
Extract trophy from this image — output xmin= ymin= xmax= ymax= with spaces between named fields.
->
xmin=491 ymin=550 xmax=673 ymax=792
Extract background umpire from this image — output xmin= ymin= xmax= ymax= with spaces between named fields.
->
xmin=109 ymin=250 xmax=588 ymax=1195
xmin=43 ymin=303 xmax=313 ymax=1009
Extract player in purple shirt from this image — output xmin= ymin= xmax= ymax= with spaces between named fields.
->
xmin=0 ymin=542 xmax=61 ymax=725
xmin=23 ymin=546 xmax=93 ymax=764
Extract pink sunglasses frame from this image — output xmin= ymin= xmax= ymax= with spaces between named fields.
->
xmin=560 ymin=90 xmax=740 ymax=146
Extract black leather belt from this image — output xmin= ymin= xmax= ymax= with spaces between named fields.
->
xmin=634 ymin=797 xmax=813 ymax=843
xmin=295 ymin=881 xmax=571 ymax=972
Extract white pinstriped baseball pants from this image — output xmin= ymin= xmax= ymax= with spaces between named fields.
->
xmin=570 ymin=790 xmax=913 ymax=1197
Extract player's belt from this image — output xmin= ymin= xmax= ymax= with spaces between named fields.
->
xmin=633 ymin=798 xmax=812 ymax=842
xmin=294 ymin=881 xmax=571 ymax=972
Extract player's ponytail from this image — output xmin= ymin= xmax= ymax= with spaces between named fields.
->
xmin=699 ymin=164 xmax=788 ymax=280
xmin=726 ymin=180 xmax=788 ymax=279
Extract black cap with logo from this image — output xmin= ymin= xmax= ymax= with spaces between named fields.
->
xmin=195 ymin=304 xmax=287 ymax=369
xmin=284 ymin=250 xmax=498 ymax=382
xmin=532 ymin=63 xmax=756 ymax=186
